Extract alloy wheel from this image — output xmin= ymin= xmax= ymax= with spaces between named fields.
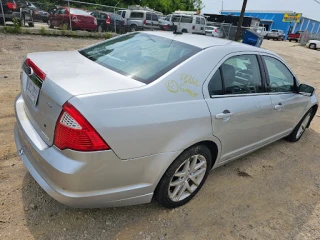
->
xmin=168 ymin=154 xmax=207 ymax=202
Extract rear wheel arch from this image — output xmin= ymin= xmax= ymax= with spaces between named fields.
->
xmin=307 ymin=104 xmax=318 ymax=128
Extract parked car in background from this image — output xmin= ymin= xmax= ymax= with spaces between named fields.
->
xmin=125 ymin=10 xmax=159 ymax=31
xmin=254 ymin=26 xmax=268 ymax=37
xmin=306 ymin=40 xmax=320 ymax=50
xmin=172 ymin=14 xmax=206 ymax=34
xmin=15 ymin=32 xmax=318 ymax=209
xmin=117 ymin=9 xmax=131 ymax=29
xmin=0 ymin=0 xmax=34 ymax=27
xmin=265 ymin=29 xmax=285 ymax=40
xmin=205 ymin=26 xmax=222 ymax=37
xmin=288 ymin=31 xmax=304 ymax=42
xmin=91 ymin=11 xmax=125 ymax=33
xmin=48 ymin=7 xmax=97 ymax=31
xmin=18 ymin=1 xmax=49 ymax=22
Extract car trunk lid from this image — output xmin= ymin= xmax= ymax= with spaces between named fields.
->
xmin=21 ymin=51 xmax=145 ymax=146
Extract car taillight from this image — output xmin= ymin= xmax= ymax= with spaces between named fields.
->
xmin=7 ymin=2 xmax=16 ymax=10
xmin=54 ymin=102 xmax=110 ymax=152
xmin=122 ymin=20 xmax=125 ymax=25
xmin=192 ymin=26 xmax=195 ymax=30
xmin=144 ymin=19 xmax=146 ymax=24
xmin=72 ymin=15 xmax=79 ymax=22
xmin=106 ymin=15 xmax=110 ymax=24
xmin=214 ymin=29 xmax=217 ymax=32
xmin=25 ymin=58 xmax=46 ymax=81
xmin=164 ymin=25 xmax=168 ymax=29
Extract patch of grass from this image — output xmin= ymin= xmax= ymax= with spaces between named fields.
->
xmin=40 ymin=27 xmax=46 ymax=35
xmin=60 ymin=23 xmax=68 ymax=31
xmin=104 ymin=32 xmax=113 ymax=39
xmin=12 ymin=18 xmax=21 ymax=32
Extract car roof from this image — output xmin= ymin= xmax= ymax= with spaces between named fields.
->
xmin=145 ymin=31 xmax=271 ymax=53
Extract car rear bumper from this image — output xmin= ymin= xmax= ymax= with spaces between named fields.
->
xmin=14 ymin=94 xmax=177 ymax=208
xmin=71 ymin=22 xmax=97 ymax=31
xmin=0 ymin=12 xmax=21 ymax=21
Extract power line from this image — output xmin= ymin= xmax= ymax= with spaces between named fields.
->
xmin=314 ymin=0 xmax=320 ymax=4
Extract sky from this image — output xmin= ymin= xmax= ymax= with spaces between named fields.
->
xmin=202 ymin=0 xmax=320 ymax=21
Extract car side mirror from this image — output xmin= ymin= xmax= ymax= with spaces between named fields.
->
xmin=299 ymin=83 xmax=315 ymax=96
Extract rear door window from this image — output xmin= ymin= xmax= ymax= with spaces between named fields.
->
xmin=146 ymin=13 xmax=151 ymax=21
xmin=130 ymin=12 xmax=144 ymax=19
xmin=122 ymin=11 xmax=126 ymax=18
xmin=200 ymin=18 xmax=205 ymax=25
xmin=79 ymin=33 xmax=201 ymax=84
xmin=196 ymin=17 xmax=200 ymax=24
xmin=152 ymin=14 xmax=158 ymax=21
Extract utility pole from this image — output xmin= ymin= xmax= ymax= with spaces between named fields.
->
xmin=235 ymin=0 xmax=248 ymax=41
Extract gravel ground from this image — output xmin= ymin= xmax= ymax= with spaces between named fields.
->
xmin=0 ymin=33 xmax=320 ymax=240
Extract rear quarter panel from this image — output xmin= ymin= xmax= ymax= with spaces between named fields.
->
xmin=68 ymin=48 xmax=230 ymax=160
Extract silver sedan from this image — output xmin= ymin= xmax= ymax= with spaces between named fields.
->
xmin=14 ymin=32 xmax=318 ymax=208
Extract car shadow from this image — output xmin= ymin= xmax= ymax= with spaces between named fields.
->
xmin=21 ymin=126 xmax=320 ymax=239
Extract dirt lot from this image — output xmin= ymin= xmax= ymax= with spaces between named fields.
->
xmin=0 ymin=34 xmax=320 ymax=240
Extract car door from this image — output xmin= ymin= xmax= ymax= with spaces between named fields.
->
xmin=194 ymin=16 xmax=201 ymax=33
xmin=151 ymin=13 xmax=159 ymax=29
xmin=51 ymin=8 xmax=61 ymax=26
xmin=261 ymin=54 xmax=309 ymax=140
xmin=205 ymin=53 xmax=272 ymax=162
xmin=200 ymin=17 xmax=206 ymax=34
xmin=145 ymin=12 xmax=152 ymax=29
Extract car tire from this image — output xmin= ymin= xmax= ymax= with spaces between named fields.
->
xmin=285 ymin=109 xmax=313 ymax=142
xmin=48 ymin=20 xmax=54 ymax=29
xmin=182 ymin=29 xmax=188 ymax=33
xmin=20 ymin=15 xmax=25 ymax=27
xmin=130 ymin=25 xmax=136 ymax=32
xmin=289 ymin=39 xmax=292 ymax=42
xmin=155 ymin=145 xmax=212 ymax=208
xmin=309 ymin=43 xmax=316 ymax=50
xmin=28 ymin=22 xmax=34 ymax=27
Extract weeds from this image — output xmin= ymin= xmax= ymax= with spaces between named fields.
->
xmin=40 ymin=27 xmax=46 ymax=35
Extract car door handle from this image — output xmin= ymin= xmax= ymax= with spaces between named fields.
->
xmin=274 ymin=103 xmax=282 ymax=110
xmin=215 ymin=111 xmax=234 ymax=119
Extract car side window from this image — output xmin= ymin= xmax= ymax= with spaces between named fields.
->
xmin=146 ymin=13 xmax=151 ymax=20
xmin=200 ymin=18 xmax=205 ymax=25
xmin=122 ymin=11 xmax=126 ymax=18
xmin=59 ymin=8 xmax=66 ymax=14
xmin=152 ymin=14 xmax=158 ymax=21
xmin=263 ymin=56 xmax=295 ymax=92
xmin=196 ymin=17 xmax=200 ymax=24
xmin=222 ymin=55 xmax=263 ymax=94
xmin=208 ymin=69 xmax=223 ymax=96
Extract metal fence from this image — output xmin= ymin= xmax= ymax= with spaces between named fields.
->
xmin=300 ymin=31 xmax=320 ymax=46
xmin=207 ymin=21 xmax=247 ymax=40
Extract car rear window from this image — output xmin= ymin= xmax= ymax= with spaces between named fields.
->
xmin=130 ymin=12 xmax=144 ymax=19
xmin=70 ymin=8 xmax=90 ymax=15
xmin=79 ymin=33 xmax=201 ymax=84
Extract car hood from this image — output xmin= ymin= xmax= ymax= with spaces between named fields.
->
xmin=28 ymin=50 xmax=145 ymax=96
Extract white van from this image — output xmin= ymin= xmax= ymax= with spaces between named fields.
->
xmin=117 ymin=9 xmax=132 ymax=26
xmin=172 ymin=14 xmax=206 ymax=34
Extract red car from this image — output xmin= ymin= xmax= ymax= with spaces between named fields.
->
xmin=48 ymin=7 xmax=97 ymax=31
